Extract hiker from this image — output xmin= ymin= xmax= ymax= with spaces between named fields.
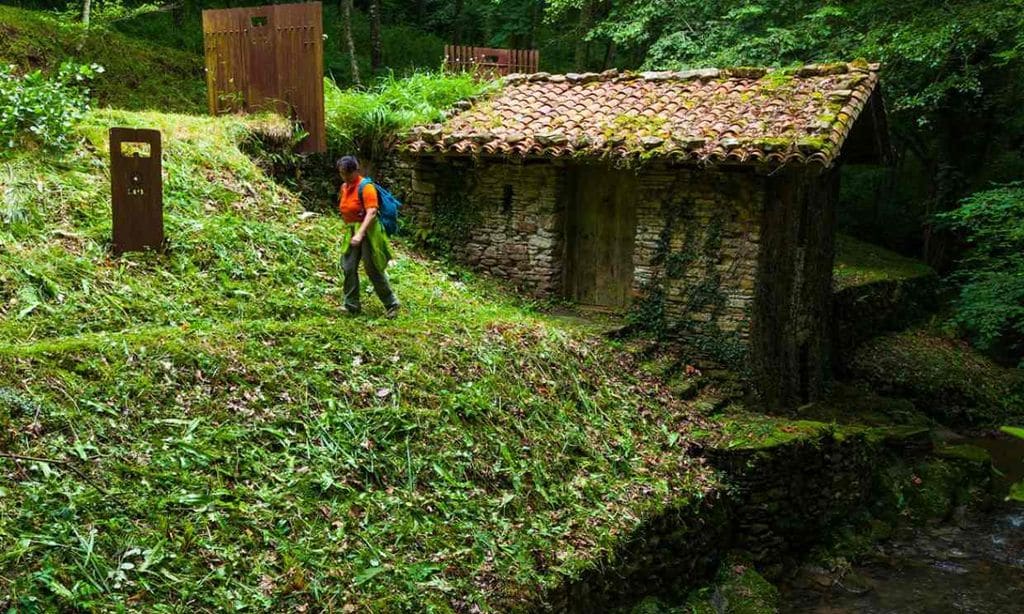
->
xmin=336 ymin=155 xmax=400 ymax=318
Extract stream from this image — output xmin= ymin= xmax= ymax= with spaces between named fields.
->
xmin=779 ymin=433 xmax=1024 ymax=613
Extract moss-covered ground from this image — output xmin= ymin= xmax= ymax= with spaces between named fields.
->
xmin=832 ymin=234 xmax=935 ymax=291
xmin=848 ymin=327 xmax=1024 ymax=425
xmin=0 ymin=109 xmax=726 ymax=611
xmin=0 ymin=6 xmax=205 ymax=112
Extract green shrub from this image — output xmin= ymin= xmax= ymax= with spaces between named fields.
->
xmin=938 ymin=183 xmax=1024 ymax=365
xmin=0 ymin=61 xmax=101 ymax=153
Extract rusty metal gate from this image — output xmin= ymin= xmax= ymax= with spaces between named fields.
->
xmin=110 ymin=127 xmax=164 ymax=255
xmin=202 ymin=2 xmax=326 ymax=153
xmin=444 ymin=46 xmax=539 ymax=77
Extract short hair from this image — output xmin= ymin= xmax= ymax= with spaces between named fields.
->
xmin=336 ymin=155 xmax=359 ymax=172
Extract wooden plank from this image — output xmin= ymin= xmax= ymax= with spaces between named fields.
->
xmin=565 ymin=167 xmax=637 ymax=308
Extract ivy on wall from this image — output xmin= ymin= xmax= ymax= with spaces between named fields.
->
xmin=409 ymin=165 xmax=482 ymax=252
xmin=629 ymin=192 xmax=751 ymax=368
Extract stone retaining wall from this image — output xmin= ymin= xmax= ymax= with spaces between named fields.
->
xmin=539 ymin=426 xmax=955 ymax=612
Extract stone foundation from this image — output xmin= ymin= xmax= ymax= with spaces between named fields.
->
xmin=538 ymin=424 xmax=990 ymax=612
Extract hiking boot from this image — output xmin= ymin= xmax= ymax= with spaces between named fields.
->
xmin=345 ymin=306 xmax=362 ymax=317
xmin=385 ymin=304 xmax=400 ymax=319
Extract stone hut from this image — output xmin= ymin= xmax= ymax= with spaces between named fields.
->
xmin=401 ymin=63 xmax=889 ymax=407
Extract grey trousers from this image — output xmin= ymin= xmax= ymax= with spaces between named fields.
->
xmin=341 ymin=240 xmax=398 ymax=313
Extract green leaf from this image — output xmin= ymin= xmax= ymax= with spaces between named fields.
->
xmin=1000 ymin=426 xmax=1024 ymax=441
xmin=1009 ymin=480 xmax=1024 ymax=503
xmin=353 ymin=565 xmax=387 ymax=586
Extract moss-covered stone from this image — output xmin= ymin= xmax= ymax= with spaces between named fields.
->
xmin=684 ymin=559 xmax=779 ymax=614
xmin=832 ymin=235 xmax=934 ymax=291
xmin=847 ymin=328 xmax=1024 ymax=426
xmin=936 ymin=444 xmax=993 ymax=465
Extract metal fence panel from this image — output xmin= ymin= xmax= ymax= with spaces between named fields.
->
xmin=110 ymin=127 xmax=164 ymax=255
xmin=444 ymin=45 xmax=539 ymax=77
xmin=202 ymin=2 xmax=326 ymax=153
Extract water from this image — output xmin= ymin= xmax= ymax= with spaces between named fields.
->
xmin=780 ymin=506 xmax=1024 ymax=613
xmin=780 ymin=433 xmax=1024 ymax=613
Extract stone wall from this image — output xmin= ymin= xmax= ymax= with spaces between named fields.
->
xmin=631 ymin=167 xmax=763 ymax=346
xmin=539 ymin=424 xmax=972 ymax=612
xmin=406 ymin=158 xmax=566 ymax=295
xmin=406 ymin=159 xmax=764 ymax=342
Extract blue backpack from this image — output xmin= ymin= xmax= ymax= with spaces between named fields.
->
xmin=357 ymin=177 xmax=401 ymax=236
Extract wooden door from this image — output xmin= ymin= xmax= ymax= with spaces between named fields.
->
xmin=565 ymin=168 xmax=638 ymax=309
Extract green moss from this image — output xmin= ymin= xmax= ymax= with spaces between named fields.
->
xmin=684 ymin=558 xmax=779 ymax=614
xmin=605 ymin=114 xmax=670 ymax=140
xmin=833 ymin=235 xmax=935 ymax=290
xmin=936 ymin=444 xmax=993 ymax=465
xmin=848 ymin=327 xmax=1024 ymax=425
xmin=715 ymin=412 xmax=832 ymax=450
xmin=759 ymin=70 xmax=796 ymax=93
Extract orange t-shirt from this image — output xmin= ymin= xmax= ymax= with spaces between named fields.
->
xmin=338 ymin=175 xmax=378 ymax=223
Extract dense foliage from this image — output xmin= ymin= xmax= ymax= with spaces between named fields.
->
xmin=0 ymin=61 xmax=100 ymax=153
xmin=324 ymin=70 xmax=490 ymax=162
xmin=939 ymin=183 xmax=1024 ymax=364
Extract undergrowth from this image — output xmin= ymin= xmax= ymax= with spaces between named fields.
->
xmin=325 ymin=71 xmax=494 ymax=163
xmin=0 ymin=6 xmax=204 ymax=112
xmin=0 ymin=108 xmax=716 ymax=612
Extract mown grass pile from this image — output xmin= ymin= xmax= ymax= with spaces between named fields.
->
xmin=0 ymin=109 xmax=715 ymax=611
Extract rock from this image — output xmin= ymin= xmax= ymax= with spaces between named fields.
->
xmin=640 ymin=136 xmax=664 ymax=149
xmin=828 ymin=89 xmax=854 ymax=102
xmin=536 ymin=132 xmax=567 ymax=146
xmin=837 ymin=571 xmax=874 ymax=595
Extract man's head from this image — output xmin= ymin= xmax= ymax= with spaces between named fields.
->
xmin=337 ymin=155 xmax=360 ymax=183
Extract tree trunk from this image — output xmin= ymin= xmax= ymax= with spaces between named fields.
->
xmin=369 ymin=0 xmax=382 ymax=73
xmin=602 ymin=39 xmax=616 ymax=70
xmin=528 ymin=0 xmax=541 ymax=49
xmin=82 ymin=0 xmax=91 ymax=27
xmin=341 ymin=0 xmax=361 ymax=86
xmin=574 ymin=0 xmax=595 ymax=71
xmin=452 ymin=0 xmax=464 ymax=45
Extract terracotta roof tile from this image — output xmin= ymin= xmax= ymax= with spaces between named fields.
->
xmin=405 ymin=62 xmax=882 ymax=168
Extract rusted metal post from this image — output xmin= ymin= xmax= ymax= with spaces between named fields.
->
xmin=110 ymin=127 xmax=164 ymax=255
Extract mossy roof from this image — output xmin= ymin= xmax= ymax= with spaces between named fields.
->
xmin=405 ymin=62 xmax=884 ymax=168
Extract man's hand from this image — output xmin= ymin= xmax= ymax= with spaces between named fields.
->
xmin=351 ymin=232 xmax=364 ymax=247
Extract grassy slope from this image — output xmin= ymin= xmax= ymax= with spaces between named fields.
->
xmin=0 ymin=111 xmax=716 ymax=611
xmin=0 ymin=6 xmax=205 ymax=112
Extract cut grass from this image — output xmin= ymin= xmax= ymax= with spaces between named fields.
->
xmin=0 ymin=109 xmax=717 ymax=611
